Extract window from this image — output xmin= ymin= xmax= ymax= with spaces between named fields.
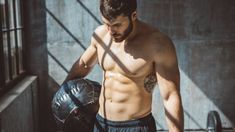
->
xmin=0 ymin=0 xmax=25 ymax=96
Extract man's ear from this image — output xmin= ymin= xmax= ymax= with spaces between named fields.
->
xmin=131 ymin=11 xmax=137 ymax=21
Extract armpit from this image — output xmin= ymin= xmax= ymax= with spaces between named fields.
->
xmin=144 ymin=72 xmax=157 ymax=93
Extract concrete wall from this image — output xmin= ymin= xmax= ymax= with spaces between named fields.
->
xmin=46 ymin=0 xmax=102 ymax=85
xmin=137 ymin=0 xmax=235 ymax=130
xmin=0 ymin=76 xmax=38 ymax=132
xmin=44 ymin=0 xmax=235 ymax=131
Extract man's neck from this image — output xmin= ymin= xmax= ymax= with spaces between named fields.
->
xmin=124 ymin=20 xmax=140 ymax=44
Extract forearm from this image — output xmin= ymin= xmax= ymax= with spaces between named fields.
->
xmin=64 ymin=57 xmax=92 ymax=83
xmin=164 ymin=92 xmax=184 ymax=132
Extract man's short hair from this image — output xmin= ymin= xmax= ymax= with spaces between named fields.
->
xmin=100 ymin=0 xmax=137 ymax=20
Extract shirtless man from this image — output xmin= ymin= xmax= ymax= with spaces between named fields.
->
xmin=64 ymin=0 xmax=184 ymax=131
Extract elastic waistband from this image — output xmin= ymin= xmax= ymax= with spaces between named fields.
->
xmin=96 ymin=113 xmax=154 ymax=127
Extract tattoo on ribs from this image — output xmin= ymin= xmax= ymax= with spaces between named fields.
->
xmin=144 ymin=73 xmax=157 ymax=93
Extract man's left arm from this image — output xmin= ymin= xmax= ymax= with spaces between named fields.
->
xmin=154 ymin=35 xmax=184 ymax=132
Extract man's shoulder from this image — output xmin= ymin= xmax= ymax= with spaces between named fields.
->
xmin=140 ymin=29 xmax=176 ymax=60
xmin=147 ymin=30 xmax=174 ymax=50
xmin=91 ymin=25 xmax=108 ymax=46
xmin=93 ymin=25 xmax=108 ymax=39
xmin=138 ymin=22 xmax=172 ymax=47
xmin=155 ymin=32 xmax=172 ymax=44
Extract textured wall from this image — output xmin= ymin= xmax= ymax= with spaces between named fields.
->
xmin=137 ymin=0 xmax=235 ymax=130
xmin=46 ymin=0 xmax=102 ymax=85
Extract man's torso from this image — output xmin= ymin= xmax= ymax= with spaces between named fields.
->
xmin=94 ymin=22 xmax=160 ymax=121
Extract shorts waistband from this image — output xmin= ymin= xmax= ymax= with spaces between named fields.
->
xmin=95 ymin=113 xmax=154 ymax=127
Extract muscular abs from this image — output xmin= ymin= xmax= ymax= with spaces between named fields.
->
xmin=96 ymin=34 xmax=157 ymax=121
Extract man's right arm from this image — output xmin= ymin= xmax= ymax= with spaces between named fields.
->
xmin=63 ymin=36 xmax=98 ymax=83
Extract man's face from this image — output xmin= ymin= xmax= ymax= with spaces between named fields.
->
xmin=102 ymin=15 xmax=133 ymax=42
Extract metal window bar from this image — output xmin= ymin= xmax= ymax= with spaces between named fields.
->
xmin=13 ymin=0 xmax=20 ymax=74
xmin=19 ymin=0 xmax=26 ymax=71
xmin=5 ymin=0 xmax=13 ymax=81
xmin=0 ymin=2 xmax=6 ymax=89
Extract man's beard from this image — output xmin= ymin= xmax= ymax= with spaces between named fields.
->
xmin=112 ymin=20 xmax=133 ymax=42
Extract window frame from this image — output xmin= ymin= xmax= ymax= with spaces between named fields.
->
xmin=0 ymin=0 xmax=26 ymax=96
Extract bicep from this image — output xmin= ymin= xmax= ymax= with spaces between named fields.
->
xmin=155 ymin=38 xmax=180 ymax=101
xmin=156 ymin=64 xmax=180 ymax=101
xmin=80 ymin=37 xmax=98 ymax=68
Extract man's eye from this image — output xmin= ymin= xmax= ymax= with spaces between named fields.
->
xmin=114 ymin=24 xmax=121 ymax=27
xmin=103 ymin=22 xmax=108 ymax=26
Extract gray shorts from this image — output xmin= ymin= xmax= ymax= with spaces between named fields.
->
xmin=93 ymin=113 xmax=156 ymax=132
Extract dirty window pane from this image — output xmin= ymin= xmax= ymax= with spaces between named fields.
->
xmin=3 ymin=32 xmax=10 ymax=82
xmin=8 ymin=0 xmax=15 ymax=29
xmin=0 ymin=0 xmax=6 ymax=29
xmin=10 ymin=31 xmax=17 ymax=78
xmin=16 ymin=0 xmax=22 ymax=27
xmin=0 ymin=0 xmax=25 ymax=94
xmin=17 ymin=30 xmax=24 ymax=73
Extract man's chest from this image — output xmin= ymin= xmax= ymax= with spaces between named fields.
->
xmin=96 ymin=40 xmax=154 ymax=77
